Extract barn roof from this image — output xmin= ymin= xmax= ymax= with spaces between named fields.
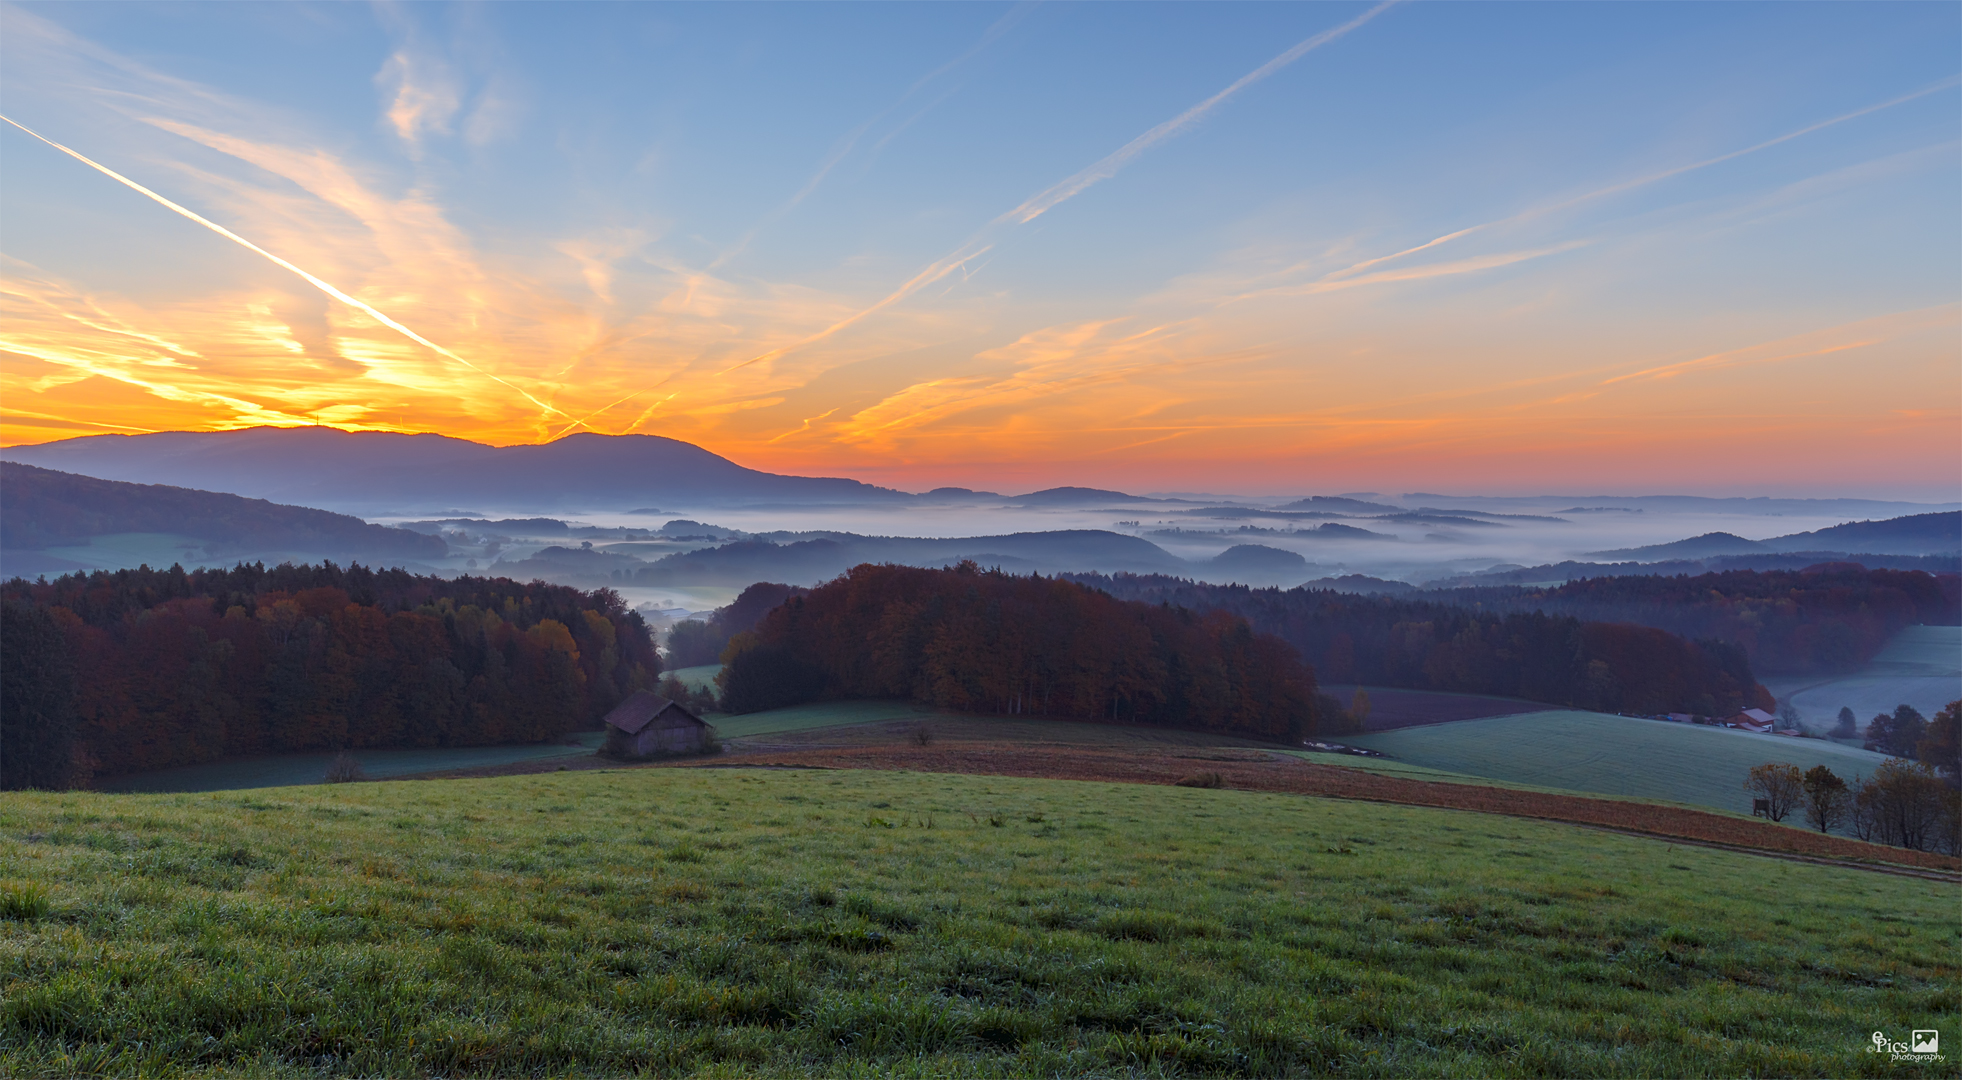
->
xmin=602 ymin=689 xmax=705 ymax=735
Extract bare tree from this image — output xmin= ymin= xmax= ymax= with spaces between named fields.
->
xmin=324 ymin=752 xmax=367 ymax=784
xmin=1800 ymin=765 xmax=1849 ymax=834
xmin=1745 ymin=763 xmax=1802 ymax=822
xmin=1853 ymin=759 xmax=1951 ymax=851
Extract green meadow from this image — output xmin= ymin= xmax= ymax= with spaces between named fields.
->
xmin=1764 ymin=625 xmax=1962 ymax=739
xmin=708 ymin=701 xmax=936 ymax=740
xmin=1340 ymin=711 xmax=1896 ymax=816
xmin=98 ymin=734 xmax=608 ymax=795
xmin=664 ymin=665 xmax=724 ymax=695
xmin=3 ymin=768 xmax=1954 ymax=1077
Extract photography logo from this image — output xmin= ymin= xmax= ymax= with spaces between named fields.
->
xmin=1870 ymin=1030 xmax=1942 ymax=1061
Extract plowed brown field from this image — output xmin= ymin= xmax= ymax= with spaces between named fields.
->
xmin=672 ymin=740 xmax=1961 ymax=874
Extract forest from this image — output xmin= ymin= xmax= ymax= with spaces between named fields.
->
xmin=1068 ymin=574 xmax=1771 ymax=717
xmin=666 ymin=581 xmax=809 ymax=667
xmin=1428 ymin=565 xmax=1960 ymax=673
xmin=1 ymin=563 xmax=659 ymax=790
xmin=717 ymin=562 xmax=1334 ymax=742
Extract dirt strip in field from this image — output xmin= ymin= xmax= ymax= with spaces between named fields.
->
xmin=668 ymin=742 xmax=1962 ymax=876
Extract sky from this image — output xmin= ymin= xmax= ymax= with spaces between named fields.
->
xmin=1 ymin=2 xmax=1957 ymax=498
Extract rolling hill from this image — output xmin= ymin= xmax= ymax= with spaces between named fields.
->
xmin=9 ymin=769 xmax=1949 ymax=1075
xmin=0 ymin=463 xmax=445 ymax=575
xmin=1339 ymin=710 xmax=1896 ymax=815
xmin=493 ymin=529 xmax=1192 ymax=585
xmin=1592 ymin=511 xmax=1962 ymax=560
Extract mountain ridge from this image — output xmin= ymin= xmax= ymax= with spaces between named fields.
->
xmin=0 ymin=428 xmax=909 ymax=513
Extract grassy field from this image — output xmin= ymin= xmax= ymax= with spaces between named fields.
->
xmin=1763 ymin=625 xmax=1961 ymax=736
xmin=99 ymin=734 xmax=606 ymax=795
xmin=709 ymin=700 xmax=937 ymax=740
xmin=1340 ymin=711 xmax=1896 ymax=817
xmin=665 ymin=664 xmax=722 ymax=694
xmin=2 ymin=768 xmax=1953 ymax=1077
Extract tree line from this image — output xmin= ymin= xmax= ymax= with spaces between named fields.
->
xmin=665 ymin=582 xmax=808 ymax=667
xmin=717 ymin=562 xmax=1340 ymax=742
xmin=1429 ymin=565 xmax=1960 ymax=675
xmin=1065 ymin=574 xmax=1770 ymax=717
xmin=1747 ymin=703 xmax=1960 ymax=854
xmin=1 ymin=562 xmax=660 ymax=789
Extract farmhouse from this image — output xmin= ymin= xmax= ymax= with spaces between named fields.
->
xmin=1726 ymin=708 xmax=1776 ymax=733
xmin=602 ymin=690 xmax=714 ymax=758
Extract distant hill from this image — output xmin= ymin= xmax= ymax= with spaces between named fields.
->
xmin=1765 ymin=511 xmax=1960 ymax=556
xmin=1301 ymin=574 xmax=1417 ymax=596
xmin=490 ymin=529 xmax=1189 ymax=586
xmin=1403 ymin=493 xmax=1958 ymax=516
xmin=1591 ymin=512 xmax=1961 ymax=561
xmin=1590 ymin=532 xmax=1768 ymax=560
xmin=1277 ymin=496 xmax=1403 ymax=514
xmin=1205 ymin=544 xmax=1310 ymax=586
xmin=0 ymin=428 xmax=909 ymax=513
xmin=1423 ymin=552 xmax=1961 ymax=589
xmin=0 ymin=463 xmax=445 ymax=571
xmin=1010 ymin=486 xmax=1153 ymax=506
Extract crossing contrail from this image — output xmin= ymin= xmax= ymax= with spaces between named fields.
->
xmin=0 ymin=112 xmax=578 ymax=425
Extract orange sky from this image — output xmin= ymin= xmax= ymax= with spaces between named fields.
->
xmin=3 ymin=4 xmax=1958 ymax=497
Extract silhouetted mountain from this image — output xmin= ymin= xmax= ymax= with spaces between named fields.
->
xmin=1590 ymin=532 xmax=1768 ymax=560
xmin=0 ymin=428 xmax=908 ymax=513
xmin=1403 ymin=493 xmax=1956 ymax=516
xmin=1277 ymin=496 xmax=1404 ymax=514
xmin=1764 ymin=511 xmax=1959 ymax=555
xmin=1588 ymin=512 xmax=1961 ymax=562
xmin=1306 ymin=523 xmax=1396 ymax=540
xmin=0 ymin=463 xmax=445 ymax=572
xmin=492 ymin=529 xmax=1188 ymax=587
xmin=1010 ymin=486 xmax=1152 ymax=506
xmin=1205 ymin=544 xmax=1311 ymax=585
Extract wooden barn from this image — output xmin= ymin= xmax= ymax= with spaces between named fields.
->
xmin=601 ymin=690 xmax=714 ymax=758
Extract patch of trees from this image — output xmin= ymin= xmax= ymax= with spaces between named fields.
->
xmin=665 ymin=582 xmax=809 ymax=667
xmin=0 ymin=463 xmax=444 ymax=560
xmin=1865 ymin=701 xmax=1960 ymax=780
xmin=1749 ymin=722 xmax=1960 ymax=853
xmin=0 ymin=562 xmax=659 ymax=789
xmin=1428 ymin=565 xmax=1960 ymax=674
xmin=718 ymin=562 xmax=1339 ymax=742
xmin=1066 ymin=574 xmax=1770 ymax=717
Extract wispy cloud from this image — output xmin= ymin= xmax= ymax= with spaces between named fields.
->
xmin=1599 ymin=305 xmax=1958 ymax=386
xmin=726 ymin=2 xmax=1395 ymax=372
xmin=377 ymin=48 xmax=460 ymax=150
xmin=1306 ymin=74 xmax=1962 ymax=288
xmin=0 ymin=113 xmax=576 ymax=424
xmin=706 ymin=3 xmax=1037 ymax=274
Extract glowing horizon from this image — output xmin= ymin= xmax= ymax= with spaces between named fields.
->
xmin=2 ymin=3 xmax=1957 ymax=499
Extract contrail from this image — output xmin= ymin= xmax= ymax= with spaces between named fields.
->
xmin=724 ymin=1 xmax=1394 ymax=373
xmin=706 ymin=3 xmax=1038 ymax=274
xmin=0 ymin=112 xmax=579 ymax=425
xmin=1003 ymin=0 xmax=1396 ymax=226
xmin=1318 ymin=73 xmax=1962 ymax=284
